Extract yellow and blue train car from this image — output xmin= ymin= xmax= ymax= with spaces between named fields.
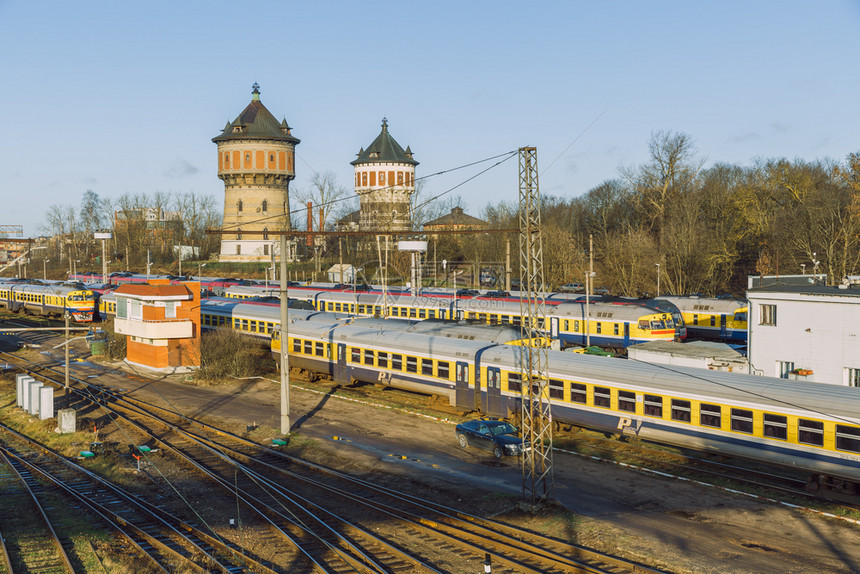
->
xmin=659 ymin=296 xmax=747 ymax=342
xmin=272 ymin=317 xmax=860 ymax=494
xmin=0 ymin=281 xmax=96 ymax=322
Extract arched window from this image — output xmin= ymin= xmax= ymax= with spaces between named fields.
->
xmin=263 ymin=227 xmax=269 ymax=240
xmin=237 ymin=228 xmax=242 ymax=241
xmin=225 ymin=153 xmax=230 ymax=165
xmin=237 ymin=199 xmax=243 ymax=212
xmin=261 ymin=199 xmax=268 ymax=213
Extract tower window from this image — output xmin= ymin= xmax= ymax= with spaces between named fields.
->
xmin=238 ymin=200 xmax=243 ymax=212
xmin=262 ymin=200 xmax=268 ymax=213
xmin=269 ymin=153 xmax=274 ymax=162
xmin=379 ymin=172 xmax=385 ymax=185
xmin=263 ymin=227 xmax=269 ymax=240
xmin=398 ymin=172 xmax=403 ymax=185
xmin=362 ymin=173 xmax=367 ymax=186
xmin=237 ymin=228 xmax=242 ymax=241
xmin=225 ymin=153 xmax=230 ymax=164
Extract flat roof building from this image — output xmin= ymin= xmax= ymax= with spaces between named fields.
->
xmin=747 ymin=278 xmax=860 ymax=386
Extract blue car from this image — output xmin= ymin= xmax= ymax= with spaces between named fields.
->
xmin=455 ymin=419 xmax=529 ymax=458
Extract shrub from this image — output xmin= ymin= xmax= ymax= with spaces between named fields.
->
xmin=195 ymin=328 xmax=274 ymax=383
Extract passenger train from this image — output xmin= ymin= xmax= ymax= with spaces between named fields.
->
xmin=657 ymin=296 xmax=748 ymax=342
xmin=0 ymin=281 xmax=96 ymax=322
xmin=223 ymin=284 xmax=684 ymax=348
xmin=276 ymin=315 xmax=860 ymax=495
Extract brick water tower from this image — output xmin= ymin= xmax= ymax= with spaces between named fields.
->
xmin=213 ymin=83 xmax=300 ymax=261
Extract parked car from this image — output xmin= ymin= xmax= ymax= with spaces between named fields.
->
xmin=455 ymin=419 xmax=529 ymax=458
xmin=559 ymin=282 xmax=585 ymax=293
xmin=593 ymin=286 xmax=610 ymax=296
xmin=483 ymin=290 xmax=510 ymax=298
xmin=456 ymin=288 xmax=480 ymax=297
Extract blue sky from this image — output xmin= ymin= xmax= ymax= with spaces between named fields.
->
xmin=2 ymin=1 xmax=859 ymax=237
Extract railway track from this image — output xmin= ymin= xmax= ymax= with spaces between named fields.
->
xmin=1 ymin=350 xmax=666 ymax=573
xmin=0 ymin=448 xmax=75 ymax=573
xmin=0 ymin=423 xmax=270 ymax=574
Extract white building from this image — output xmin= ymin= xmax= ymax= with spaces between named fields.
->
xmin=747 ymin=279 xmax=860 ymax=386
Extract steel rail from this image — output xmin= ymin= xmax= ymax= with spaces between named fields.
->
xmin=0 ymin=449 xmax=76 ymax=574
xmin=0 ymin=423 xmax=256 ymax=574
xmin=107 ymin=389 xmax=642 ymax=574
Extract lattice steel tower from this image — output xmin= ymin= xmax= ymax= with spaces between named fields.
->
xmin=518 ymin=147 xmax=554 ymax=506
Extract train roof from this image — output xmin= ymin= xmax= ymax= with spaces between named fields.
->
xmin=657 ymin=296 xmax=747 ymax=313
xmin=0 ymin=282 xmax=93 ymax=295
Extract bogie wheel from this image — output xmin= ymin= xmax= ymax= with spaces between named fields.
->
xmin=493 ymin=445 xmax=503 ymax=459
xmin=457 ymin=433 xmax=468 ymax=449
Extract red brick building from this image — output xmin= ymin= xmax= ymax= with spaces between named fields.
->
xmin=113 ymin=280 xmax=201 ymax=371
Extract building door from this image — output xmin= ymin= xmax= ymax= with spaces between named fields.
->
xmin=335 ymin=343 xmax=348 ymax=383
xmin=484 ymin=367 xmax=503 ymax=415
xmin=455 ymin=361 xmax=471 ymax=410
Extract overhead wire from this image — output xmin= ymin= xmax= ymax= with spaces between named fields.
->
xmin=218 ymin=149 xmax=518 ymax=231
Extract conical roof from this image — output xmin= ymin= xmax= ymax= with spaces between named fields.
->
xmin=212 ymin=83 xmax=300 ymax=144
xmin=350 ymin=118 xmax=418 ymax=166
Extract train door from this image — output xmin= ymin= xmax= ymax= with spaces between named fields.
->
xmin=484 ymin=367 xmax=503 ymax=415
xmin=335 ymin=343 xmax=348 ymax=383
xmin=720 ymin=315 xmax=727 ymax=340
xmin=455 ymin=361 xmax=472 ymax=410
xmin=550 ymin=317 xmax=559 ymax=338
xmin=623 ymin=323 xmax=630 ymax=346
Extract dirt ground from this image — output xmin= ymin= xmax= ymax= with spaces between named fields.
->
xmin=7 ymin=344 xmax=860 ymax=574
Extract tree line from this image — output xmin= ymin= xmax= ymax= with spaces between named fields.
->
xmin=39 ymin=132 xmax=859 ymax=295
xmin=444 ymin=132 xmax=859 ymax=296
xmin=42 ymin=190 xmax=221 ymax=273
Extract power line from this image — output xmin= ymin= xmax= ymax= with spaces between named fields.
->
xmin=218 ymin=150 xmax=518 ymax=232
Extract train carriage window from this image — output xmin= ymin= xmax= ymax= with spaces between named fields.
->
xmin=614 ymin=324 xmax=619 ymax=336
xmin=730 ymin=409 xmax=754 ymax=434
xmin=304 ymin=340 xmax=313 ymax=355
xmin=693 ymin=314 xmax=698 ymax=325
xmin=315 ymin=342 xmax=324 ymax=357
xmin=293 ymin=339 xmax=301 ymax=353
xmin=596 ymin=322 xmax=602 ymax=334
xmin=570 ymin=383 xmax=587 ymax=403
xmin=548 ymin=379 xmax=563 ymax=399
xmin=391 ymin=354 xmax=402 ymax=370
xmin=700 ymin=403 xmax=721 ymax=428
xmin=618 ymin=390 xmax=636 ymax=413
xmin=419 ymin=309 xmax=426 ymax=319
xmin=671 ymin=399 xmax=692 ymax=423
xmin=428 ymin=309 xmax=436 ymax=319
xmin=241 ymin=319 xmax=248 ymax=331
xmin=574 ymin=320 xmax=580 ymax=332
xmin=378 ymin=352 xmax=388 ymax=368
xmin=644 ymin=394 xmax=663 ymax=417
xmin=710 ymin=316 xmax=716 ymax=327
xmin=798 ymin=419 xmax=824 ymax=446
xmin=351 ymin=347 xmax=360 ymax=362
xmin=508 ymin=372 xmax=522 ymax=392
xmin=421 ymin=359 xmax=433 ymax=376
xmin=409 ymin=307 xmax=417 ymax=318
xmin=438 ymin=361 xmax=450 ymax=379
xmin=763 ymin=414 xmax=788 ymax=440
xmin=593 ymin=386 xmax=611 ymax=408
xmin=335 ymin=303 xmax=342 ymax=312
xmin=835 ymin=425 xmax=860 ymax=453
xmin=250 ymin=320 xmax=258 ymax=332
xmin=364 ymin=349 xmax=374 ymax=364
xmin=406 ymin=356 xmax=418 ymax=373
xmin=638 ymin=319 xmax=649 ymax=330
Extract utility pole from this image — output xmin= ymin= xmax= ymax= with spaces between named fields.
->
xmin=279 ymin=234 xmax=290 ymax=436
xmin=506 ymin=239 xmax=511 ymax=292
xmin=95 ymin=233 xmax=111 ymax=284
xmin=64 ymin=313 xmax=70 ymax=407
xmin=518 ymin=147 xmax=554 ymax=508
